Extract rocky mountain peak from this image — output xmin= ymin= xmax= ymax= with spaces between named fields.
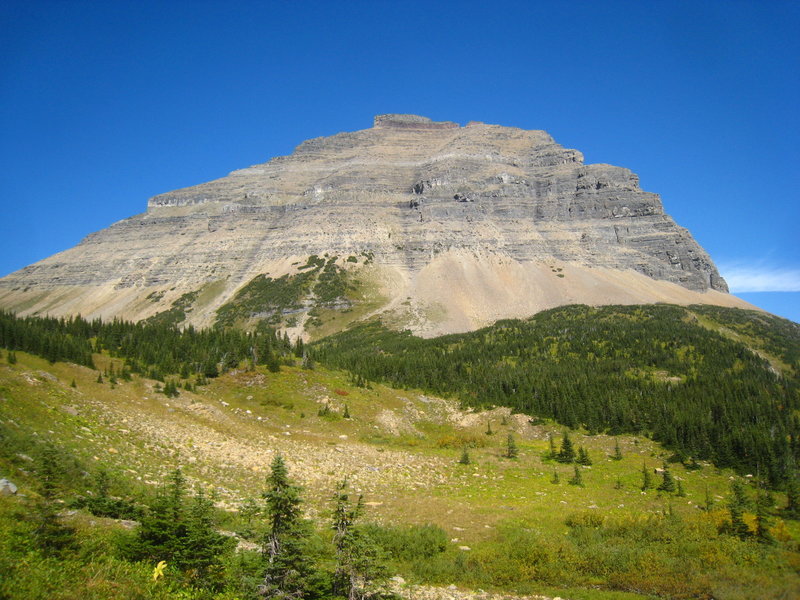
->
xmin=0 ymin=116 xmax=749 ymax=337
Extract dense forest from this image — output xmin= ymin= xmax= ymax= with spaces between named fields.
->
xmin=312 ymin=304 xmax=800 ymax=485
xmin=0 ymin=310 xmax=298 ymax=381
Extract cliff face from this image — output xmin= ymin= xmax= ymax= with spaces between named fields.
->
xmin=0 ymin=115 xmax=747 ymax=336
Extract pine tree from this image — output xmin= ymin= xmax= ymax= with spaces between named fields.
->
xmin=657 ymin=464 xmax=676 ymax=493
xmin=577 ymin=446 xmax=592 ymax=466
xmin=70 ymin=378 xmax=77 ymax=388
xmin=551 ymin=468 xmax=560 ymax=484
xmin=676 ymin=480 xmax=686 ymax=497
xmin=96 ymin=372 xmax=104 ymax=384
xmin=641 ymin=461 xmax=653 ymax=491
xmin=184 ymin=488 xmax=230 ymax=586
xmin=569 ymin=464 xmax=584 ymax=487
xmin=126 ymin=468 xmax=187 ymax=564
xmin=458 ymin=447 xmax=471 ymax=465
xmin=485 ymin=421 xmax=493 ymax=436
xmin=343 ymin=404 xmax=351 ymax=419
xmin=755 ymin=490 xmax=775 ymax=544
xmin=728 ymin=480 xmax=751 ymax=539
xmin=785 ymin=476 xmax=799 ymax=518
xmin=260 ymin=455 xmax=312 ymax=600
xmin=331 ymin=479 xmax=386 ymax=600
xmin=505 ymin=433 xmax=518 ymax=459
xmin=557 ymin=431 xmax=576 ymax=463
xmin=612 ymin=439 xmax=623 ymax=461
xmin=548 ymin=433 xmax=557 ymax=460
xmin=7 ymin=350 xmax=16 ymax=365
xmin=704 ymin=485 xmax=714 ymax=512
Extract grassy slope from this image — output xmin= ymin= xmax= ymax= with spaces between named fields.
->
xmin=1 ymin=349 xmax=799 ymax=599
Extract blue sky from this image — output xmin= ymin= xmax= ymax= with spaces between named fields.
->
xmin=1 ymin=0 xmax=798 ymax=322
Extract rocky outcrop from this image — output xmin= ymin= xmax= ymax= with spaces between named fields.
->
xmin=0 ymin=115 xmax=746 ymax=335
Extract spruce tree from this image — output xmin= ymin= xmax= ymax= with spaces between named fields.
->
xmin=558 ymin=431 xmax=576 ymax=463
xmin=704 ymin=485 xmax=714 ymax=512
xmin=785 ymin=476 xmax=799 ymax=518
xmin=569 ymin=464 xmax=584 ymax=487
xmin=184 ymin=488 xmax=230 ymax=586
xmin=577 ymin=446 xmax=592 ymax=466
xmin=332 ymin=479 xmax=386 ymax=600
xmin=485 ymin=421 xmax=493 ymax=436
xmin=676 ymin=480 xmax=686 ymax=497
xmin=551 ymin=468 xmax=560 ymax=484
xmin=548 ymin=433 xmax=557 ymax=460
xmin=612 ymin=439 xmax=623 ymax=461
xmin=458 ymin=447 xmax=471 ymax=465
xmin=343 ymin=404 xmax=351 ymax=419
xmin=728 ymin=480 xmax=751 ymax=539
xmin=505 ymin=433 xmax=518 ymax=459
xmin=641 ymin=461 xmax=653 ymax=491
xmin=260 ymin=454 xmax=312 ymax=600
xmin=755 ymin=490 xmax=775 ymax=544
xmin=657 ymin=464 xmax=676 ymax=493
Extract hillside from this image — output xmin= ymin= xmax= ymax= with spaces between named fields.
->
xmin=1 ymin=305 xmax=800 ymax=599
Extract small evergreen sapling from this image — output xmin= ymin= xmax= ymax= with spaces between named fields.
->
xmin=612 ymin=439 xmax=623 ymax=461
xmin=577 ymin=446 xmax=592 ymax=466
xmin=505 ymin=433 xmax=518 ymax=459
xmin=568 ymin=464 xmax=584 ymax=487
xmin=458 ymin=447 xmax=471 ymax=465
xmin=641 ymin=461 xmax=653 ymax=491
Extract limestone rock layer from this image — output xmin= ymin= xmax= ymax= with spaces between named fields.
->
xmin=0 ymin=115 xmax=747 ymax=335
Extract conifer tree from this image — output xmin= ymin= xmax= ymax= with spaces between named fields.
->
xmin=184 ymin=488 xmax=230 ymax=586
xmin=577 ymin=446 xmax=592 ymax=466
xmin=612 ymin=439 xmax=623 ymax=461
xmin=704 ymin=485 xmax=714 ymax=512
xmin=343 ymin=404 xmax=351 ymax=419
xmin=657 ymin=463 xmax=676 ymax=493
xmin=728 ymin=480 xmax=751 ymax=539
xmin=505 ymin=433 xmax=518 ymax=459
xmin=676 ymin=480 xmax=686 ymax=497
xmin=551 ymin=468 xmax=560 ymax=484
xmin=569 ymin=464 xmax=584 ymax=487
xmin=458 ymin=447 xmax=471 ymax=465
xmin=7 ymin=350 xmax=16 ymax=365
xmin=260 ymin=455 xmax=312 ymax=599
xmin=331 ymin=479 xmax=386 ymax=600
xmin=548 ymin=433 xmax=557 ymax=460
xmin=755 ymin=490 xmax=775 ymax=544
xmin=785 ymin=476 xmax=799 ymax=518
xmin=641 ymin=461 xmax=653 ymax=491
xmin=558 ymin=431 xmax=575 ymax=463
xmin=485 ymin=421 xmax=493 ymax=436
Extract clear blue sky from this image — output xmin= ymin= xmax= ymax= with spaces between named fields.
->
xmin=1 ymin=0 xmax=798 ymax=322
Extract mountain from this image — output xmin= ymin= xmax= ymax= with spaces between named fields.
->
xmin=0 ymin=114 xmax=752 ymax=336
